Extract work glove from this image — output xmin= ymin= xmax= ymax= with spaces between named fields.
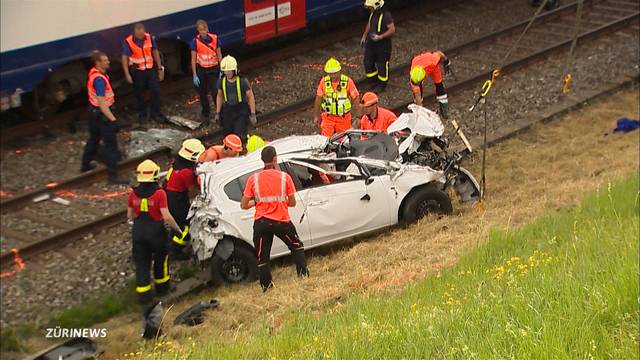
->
xmin=442 ymin=58 xmax=452 ymax=75
xmin=370 ymin=34 xmax=383 ymax=42
xmin=192 ymin=75 xmax=200 ymax=87
xmin=213 ymin=112 xmax=221 ymax=125
xmin=249 ymin=113 xmax=258 ymax=126
xmin=438 ymin=101 xmax=449 ymax=120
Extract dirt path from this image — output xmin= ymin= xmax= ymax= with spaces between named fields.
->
xmin=19 ymin=89 xmax=640 ymax=358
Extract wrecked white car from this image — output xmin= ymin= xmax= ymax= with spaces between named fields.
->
xmin=188 ymin=106 xmax=481 ymax=285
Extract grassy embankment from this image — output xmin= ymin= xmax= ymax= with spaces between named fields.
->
xmin=147 ymin=175 xmax=639 ymax=359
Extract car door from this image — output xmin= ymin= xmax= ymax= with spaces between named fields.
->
xmin=221 ymin=165 xmax=311 ymax=258
xmin=283 ymin=160 xmax=394 ymax=246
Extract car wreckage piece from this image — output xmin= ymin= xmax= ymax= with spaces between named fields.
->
xmin=186 ymin=106 xmax=481 ymax=286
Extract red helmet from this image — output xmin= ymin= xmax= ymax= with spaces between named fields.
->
xmin=360 ymin=92 xmax=378 ymax=107
xmin=223 ymin=134 xmax=243 ymax=152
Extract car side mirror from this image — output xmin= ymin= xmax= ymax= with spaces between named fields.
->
xmin=365 ymin=177 xmax=374 ymax=186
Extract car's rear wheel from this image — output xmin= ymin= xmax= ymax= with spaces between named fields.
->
xmin=210 ymin=246 xmax=258 ymax=286
xmin=401 ymin=187 xmax=453 ymax=223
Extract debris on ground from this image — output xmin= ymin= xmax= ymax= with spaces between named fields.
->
xmin=166 ymin=115 xmax=203 ymax=130
xmin=173 ymin=299 xmax=220 ymax=326
xmin=613 ymin=118 xmax=640 ymax=133
xmin=127 ymin=128 xmax=189 ymax=158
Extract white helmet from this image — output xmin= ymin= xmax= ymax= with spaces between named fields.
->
xmin=364 ymin=0 xmax=384 ymax=10
xmin=220 ymin=55 xmax=238 ymax=72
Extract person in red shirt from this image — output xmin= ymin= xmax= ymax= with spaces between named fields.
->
xmin=128 ymin=160 xmax=181 ymax=305
xmin=409 ymin=50 xmax=451 ymax=118
xmin=314 ymin=58 xmax=360 ymax=137
xmin=240 ymin=146 xmax=309 ymax=292
xmin=358 ymin=92 xmax=397 ymax=136
xmin=165 ymin=138 xmax=205 ymax=258
xmin=199 ymin=134 xmax=242 ymax=162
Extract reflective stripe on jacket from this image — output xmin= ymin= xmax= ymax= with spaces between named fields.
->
xmin=321 ymin=74 xmax=352 ymax=116
xmin=87 ymin=67 xmax=115 ymax=107
xmin=125 ymin=33 xmax=154 ymax=70
xmin=195 ymin=33 xmax=219 ymax=67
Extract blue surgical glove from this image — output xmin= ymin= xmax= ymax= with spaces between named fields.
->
xmin=193 ymin=75 xmax=200 ymax=87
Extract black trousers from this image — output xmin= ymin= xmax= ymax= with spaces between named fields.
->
xmin=131 ymin=68 xmax=161 ymax=118
xmin=166 ymin=190 xmax=190 ymax=251
xmin=221 ymin=103 xmax=249 ymax=145
xmin=196 ymin=65 xmax=219 ymax=116
xmin=252 ymin=218 xmax=308 ymax=289
xmin=81 ymin=107 xmax=119 ymax=176
xmin=132 ymin=219 xmax=169 ymax=304
xmin=364 ymin=39 xmax=392 ymax=84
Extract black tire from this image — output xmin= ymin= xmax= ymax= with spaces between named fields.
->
xmin=401 ymin=186 xmax=453 ymax=223
xmin=210 ymin=246 xmax=258 ymax=287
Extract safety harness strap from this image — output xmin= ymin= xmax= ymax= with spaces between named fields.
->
xmin=222 ymin=77 xmax=243 ymax=103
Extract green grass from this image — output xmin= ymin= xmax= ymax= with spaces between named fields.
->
xmin=157 ymin=175 xmax=639 ymax=359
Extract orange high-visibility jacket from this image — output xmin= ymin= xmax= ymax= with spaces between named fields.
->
xmin=87 ymin=67 xmax=115 ymax=107
xmin=125 ymin=33 xmax=154 ymax=70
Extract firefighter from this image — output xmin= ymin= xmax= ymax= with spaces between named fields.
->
xmin=358 ymin=92 xmax=397 ymax=134
xmin=313 ymin=58 xmax=360 ymax=137
xmin=191 ymin=19 xmax=222 ymax=121
xmin=241 ymin=146 xmax=309 ymax=292
xmin=81 ymin=51 xmax=128 ymax=184
xmin=128 ymin=159 xmax=181 ymax=304
xmin=121 ymin=22 xmax=167 ymax=125
xmin=361 ymin=0 xmax=395 ymax=93
xmin=214 ymin=55 xmax=257 ymax=144
xmin=199 ymin=134 xmax=242 ymax=162
xmin=165 ymin=138 xmax=205 ymax=257
xmin=246 ymin=134 xmax=266 ymax=154
xmin=409 ymin=50 xmax=452 ymax=119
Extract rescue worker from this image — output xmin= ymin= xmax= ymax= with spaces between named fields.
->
xmin=214 ymin=55 xmax=257 ymax=143
xmin=246 ymin=134 xmax=266 ymax=154
xmin=165 ymin=138 xmax=205 ymax=257
xmin=198 ymin=134 xmax=242 ymax=162
xmin=409 ymin=50 xmax=452 ymax=119
xmin=358 ymin=92 xmax=397 ymax=133
xmin=313 ymin=58 xmax=360 ymax=137
xmin=361 ymin=0 xmax=395 ymax=93
xmin=81 ymin=51 xmax=128 ymax=184
xmin=241 ymin=146 xmax=309 ymax=292
xmin=191 ymin=20 xmax=222 ymax=121
xmin=121 ymin=22 xmax=167 ymax=125
xmin=128 ymin=159 xmax=181 ymax=304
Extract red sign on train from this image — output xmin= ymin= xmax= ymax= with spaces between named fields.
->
xmin=244 ymin=0 xmax=306 ymax=44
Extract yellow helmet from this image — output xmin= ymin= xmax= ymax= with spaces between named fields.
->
xmin=136 ymin=159 xmax=161 ymax=182
xmin=246 ymin=134 xmax=266 ymax=153
xmin=364 ymin=0 xmax=384 ymax=10
xmin=220 ymin=55 xmax=238 ymax=72
xmin=410 ymin=66 xmax=426 ymax=85
xmin=178 ymin=138 xmax=205 ymax=162
xmin=324 ymin=57 xmax=342 ymax=74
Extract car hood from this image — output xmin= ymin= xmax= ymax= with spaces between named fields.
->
xmin=387 ymin=104 xmax=445 ymax=154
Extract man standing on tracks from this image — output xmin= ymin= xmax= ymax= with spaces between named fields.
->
xmin=314 ymin=57 xmax=360 ymax=137
xmin=358 ymin=92 xmax=397 ymax=133
xmin=128 ymin=159 xmax=182 ymax=304
xmin=361 ymin=0 xmax=395 ymax=93
xmin=191 ymin=20 xmax=223 ymax=122
xmin=165 ymin=138 xmax=205 ymax=259
xmin=214 ymin=55 xmax=257 ymax=144
xmin=199 ymin=134 xmax=243 ymax=162
xmin=240 ymin=146 xmax=309 ymax=292
xmin=409 ymin=50 xmax=452 ymax=119
xmin=122 ymin=22 xmax=167 ymax=126
xmin=80 ymin=51 xmax=129 ymax=184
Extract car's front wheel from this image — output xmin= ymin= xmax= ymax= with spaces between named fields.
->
xmin=401 ymin=186 xmax=453 ymax=223
xmin=210 ymin=246 xmax=258 ymax=286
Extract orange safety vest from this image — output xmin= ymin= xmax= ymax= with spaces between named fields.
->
xmin=125 ymin=33 xmax=154 ymax=70
xmin=411 ymin=52 xmax=441 ymax=76
xmin=195 ymin=33 xmax=219 ymax=68
xmin=87 ymin=67 xmax=115 ymax=107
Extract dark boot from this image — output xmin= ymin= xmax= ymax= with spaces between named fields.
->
xmin=80 ymin=162 xmax=96 ymax=173
xmin=293 ymin=249 xmax=309 ymax=277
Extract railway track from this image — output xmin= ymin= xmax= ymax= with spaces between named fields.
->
xmin=1 ymin=0 xmax=637 ymax=270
